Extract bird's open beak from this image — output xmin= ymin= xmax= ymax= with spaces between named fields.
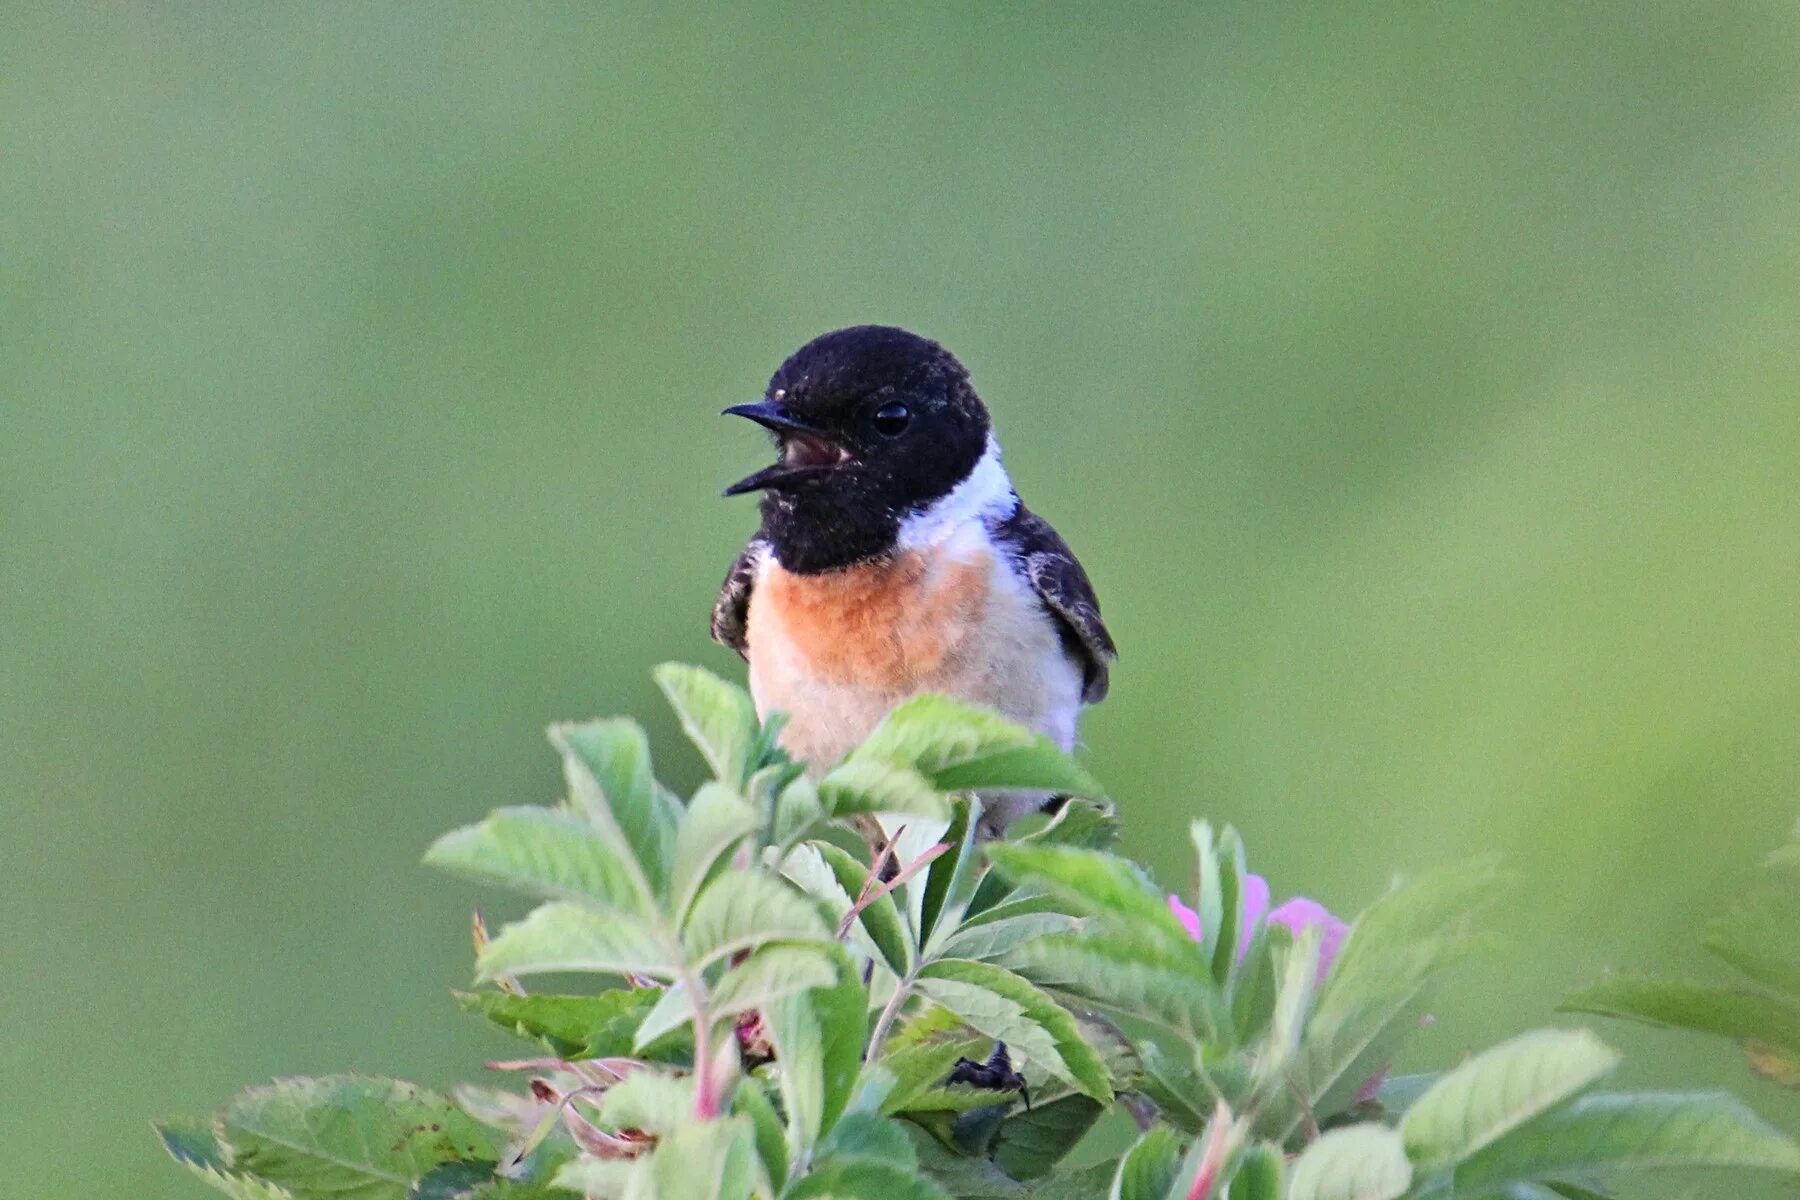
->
xmin=722 ymin=401 xmax=848 ymax=496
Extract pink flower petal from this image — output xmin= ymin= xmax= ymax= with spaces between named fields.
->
xmin=1267 ymin=896 xmax=1350 ymax=979
xmin=1169 ymin=894 xmax=1202 ymax=940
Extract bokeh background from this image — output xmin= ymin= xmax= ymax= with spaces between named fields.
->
xmin=5 ymin=5 xmax=1798 ymax=1195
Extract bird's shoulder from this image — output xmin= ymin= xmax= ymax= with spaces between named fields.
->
xmin=989 ymin=501 xmax=1116 ymax=703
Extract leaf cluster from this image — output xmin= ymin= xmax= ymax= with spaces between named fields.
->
xmin=159 ymin=666 xmax=1800 ymax=1200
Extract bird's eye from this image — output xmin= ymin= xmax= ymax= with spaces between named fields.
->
xmin=871 ymin=401 xmax=911 ymax=437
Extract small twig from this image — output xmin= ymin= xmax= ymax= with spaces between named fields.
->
xmin=837 ymin=841 xmax=951 ymax=939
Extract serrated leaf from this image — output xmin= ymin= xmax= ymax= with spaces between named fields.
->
xmin=939 ymin=908 xmax=1079 ymax=964
xmin=850 ymin=695 xmax=1102 ymax=797
xmin=786 ymin=1157 xmax=950 ymax=1200
xmin=1400 ymin=1028 xmax=1619 ymax=1170
xmin=763 ymin=947 xmax=867 ymax=1160
xmin=1561 ymin=975 xmax=1800 ymax=1057
xmin=1008 ymin=932 xmax=1227 ymax=1041
xmin=1283 ymin=859 xmax=1499 ymax=1131
xmin=671 ymin=783 xmax=761 ymax=923
xmin=549 ymin=718 xmax=674 ymax=897
xmin=213 ymin=1076 xmax=494 ymax=1200
xmin=711 ymin=945 xmax=838 ymax=1023
xmin=914 ymin=959 xmax=1112 ymax=1101
xmin=992 ymin=1094 xmax=1104 ymax=1180
xmin=157 ymin=1117 xmax=300 ymax=1200
xmin=425 ymin=808 xmax=647 ymax=914
xmin=654 ymin=663 xmax=759 ymax=787
xmin=681 ymin=869 xmax=830 ymax=965
xmin=454 ymin=989 xmax=661 ymax=1058
xmin=1109 ymin=1125 xmax=1182 ymax=1200
xmin=1288 ymin=1124 xmax=1412 ymax=1200
xmin=476 ymin=901 xmax=671 ymax=981
xmin=1452 ymin=1091 xmax=1800 ymax=1192
xmin=879 ymin=1015 xmax=993 ymax=1114
xmin=820 ymin=757 xmax=951 ymax=819
xmin=792 ymin=840 xmax=913 ymax=977
xmin=984 ymin=845 xmax=1189 ymax=945
xmin=598 ymin=1071 xmax=692 ymax=1137
xmin=817 ymin=1110 xmax=918 ymax=1168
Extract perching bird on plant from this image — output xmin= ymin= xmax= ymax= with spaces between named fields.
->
xmin=711 ymin=325 xmax=1115 ymax=835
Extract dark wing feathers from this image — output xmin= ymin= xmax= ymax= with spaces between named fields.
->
xmin=710 ymin=539 xmax=764 ymax=658
xmin=996 ymin=505 xmax=1116 ymax=703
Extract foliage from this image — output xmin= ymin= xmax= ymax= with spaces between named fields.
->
xmin=1563 ymin=823 xmax=1800 ymax=1090
xmin=160 ymin=667 xmax=1800 ymax=1200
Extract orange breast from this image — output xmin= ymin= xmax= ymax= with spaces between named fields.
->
xmin=758 ymin=549 xmax=992 ymax=689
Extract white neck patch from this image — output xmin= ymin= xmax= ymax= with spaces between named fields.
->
xmin=896 ymin=435 xmax=1017 ymax=551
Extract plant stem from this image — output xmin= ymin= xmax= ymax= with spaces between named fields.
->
xmin=864 ymin=972 xmax=915 ymax=1065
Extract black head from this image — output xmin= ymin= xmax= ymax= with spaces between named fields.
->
xmin=723 ymin=326 xmax=993 ymax=573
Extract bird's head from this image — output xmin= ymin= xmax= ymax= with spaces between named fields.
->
xmin=724 ymin=326 xmax=997 ymax=571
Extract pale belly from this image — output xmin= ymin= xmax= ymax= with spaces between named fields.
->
xmin=744 ymin=544 xmax=1084 ymax=774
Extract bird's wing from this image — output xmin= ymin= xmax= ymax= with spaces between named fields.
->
xmin=710 ymin=538 xmax=767 ymax=659
xmin=995 ymin=505 xmax=1116 ymax=704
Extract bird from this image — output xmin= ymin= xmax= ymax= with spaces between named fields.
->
xmin=711 ymin=325 xmax=1115 ymax=835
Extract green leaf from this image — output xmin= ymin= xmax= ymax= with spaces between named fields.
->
xmin=850 ymin=695 xmax=1102 ymax=797
xmin=1226 ymin=1143 xmax=1284 ymax=1200
xmin=938 ymin=907 xmax=1080 ymax=964
xmin=983 ymin=845 xmax=1189 ymax=944
xmin=922 ymin=799 xmax=990 ymax=958
xmin=710 ymin=945 xmax=839 ymax=1021
xmin=1008 ymin=932 xmax=1227 ymax=1041
xmin=671 ymin=783 xmax=762 ymax=922
xmin=476 ymin=901 xmax=671 ymax=981
xmin=654 ymin=662 xmax=759 ymax=787
xmin=788 ymin=840 xmax=914 ymax=978
xmin=558 ymin=1117 xmax=760 ymax=1200
xmin=1033 ymin=1161 xmax=1125 ymax=1200
xmin=773 ymin=775 xmax=826 ymax=845
xmin=1705 ymin=883 xmax=1800 ymax=996
xmin=992 ymin=1094 xmax=1104 ymax=1180
xmin=453 ymin=988 xmax=661 ymax=1058
xmin=1110 ymin=1126 xmax=1183 ymax=1200
xmin=1561 ymin=975 xmax=1800 ymax=1056
xmin=763 ymin=947 xmax=867 ymax=1159
xmin=1285 ymin=859 xmax=1499 ymax=1129
xmin=879 ymin=1011 xmax=994 ymax=1113
xmin=681 ymin=869 xmax=831 ymax=965
xmin=1288 ymin=1124 xmax=1412 ymax=1200
xmin=1399 ymin=1028 xmax=1620 ymax=1170
xmin=820 ymin=757 xmax=951 ymax=819
xmin=1211 ymin=827 xmax=1247 ymax=987
xmin=786 ymin=1157 xmax=950 ymax=1200
xmin=914 ymin=959 xmax=1112 ymax=1101
xmin=549 ymin=718 xmax=675 ymax=897
xmin=424 ymin=808 xmax=647 ymax=914
xmin=1189 ymin=820 xmax=1225 ymax=972
xmin=818 ymin=1110 xmax=919 ymax=1168
xmin=157 ymin=1117 xmax=300 ymax=1200
xmin=598 ymin=1070 xmax=693 ymax=1137
xmin=734 ymin=1078 xmax=789 ymax=1191
xmin=211 ymin=1076 xmax=494 ymax=1200
xmin=1452 ymin=1091 xmax=1800 ymax=1192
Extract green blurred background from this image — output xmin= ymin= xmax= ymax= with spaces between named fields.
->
xmin=5 ymin=4 xmax=1798 ymax=1195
